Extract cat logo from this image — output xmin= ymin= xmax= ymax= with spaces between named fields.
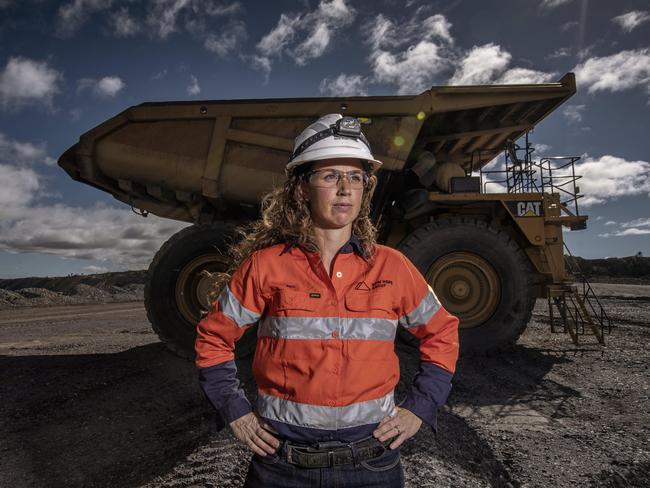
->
xmin=506 ymin=200 xmax=544 ymax=217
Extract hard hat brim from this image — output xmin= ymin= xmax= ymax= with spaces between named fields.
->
xmin=287 ymin=153 xmax=383 ymax=173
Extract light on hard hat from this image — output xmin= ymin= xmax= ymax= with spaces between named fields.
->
xmin=286 ymin=113 xmax=383 ymax=175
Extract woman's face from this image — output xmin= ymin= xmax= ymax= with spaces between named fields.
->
xmin=302 ymin=158 xmax=366 ymax=230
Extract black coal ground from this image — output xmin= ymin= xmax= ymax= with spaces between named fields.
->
xmin=0 ymin=288 xmax=648 ymax=488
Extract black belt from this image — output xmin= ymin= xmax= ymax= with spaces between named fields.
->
xmin=281 ymin=436 xmax=395 ymax=469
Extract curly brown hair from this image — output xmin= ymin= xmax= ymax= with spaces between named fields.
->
xmin=202 ymin=163 xmax=379 ymax=309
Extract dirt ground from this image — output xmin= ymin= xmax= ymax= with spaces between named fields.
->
xmin=0 ymin=283 xmax=648 ymax=487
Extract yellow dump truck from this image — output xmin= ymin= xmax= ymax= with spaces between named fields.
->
xmin=58 ymin=72 xmax=610 ymax=359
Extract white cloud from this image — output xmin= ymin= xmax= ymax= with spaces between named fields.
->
xmin=293 ymin=21 xmax=331 ymax=66
xmin=0 ymin=144 xmax=190 ymax=269
xmin=146 ymin=0 xmax=192 ymax=39
xmin=599 ymin=228 xmax=650 ymax=237
xmin=574 ymin=48 xmax=650 ymax=95
xmin=56 ymin=0 xmax=114 ymax=37
xmin=497 ymin=67 xmax=557 ymax=84
xmin=0 ymin=132 xmax=56 ymax=166
xmin=540 ymin=0 xmax=575 ymax=10
xmin=0 ymin=57 xmax=62 ymax=110
xmin=604 ymin=220 xmax=617 ymax=226
xmin=574 ymin=154 xmax=650 ymax=206
xmin=77 ymin=76 xmax=125 ymax=97
xmin=110 ymin=6 xmax=140 ymax=37
xmin=204 ymin=20 xmax=247 ymax=57
xmin=187 ymin=74 xmax=200 ymax=95
xmin=257 ymin=13 xmax=300 ymax=57
xmin=449 ymin=43 xmax=511 ymax=85
xmin=0 ymin=164 xmax=40 ymax=210
xmin=563 ymin=104 xmax=585 ymax=124
xmin=612 ymin=10 xmax=650 ymax=33
xmin=152 ymin=69 xmax=168 ymax=80
xmin=146 ymin=0 xmax=242 ymax=40
xmin=0 ymin=200 xmax=189 ymax=270
xmin=561 ymin=21 xmax=579 ymax=31
xmin=254 ymin=0 xmax=356 ymax=76
xmin=365 ymin=12 xmax=454 ymax=94
xmin=546 ymin=47 xmax=572 ymax=59
xmin=247 ymin=54 xmax=272 ymax=82
xmin=621 ymin=217 xmax=650 ymax=228
xmin=319 ymin=73 xmax=368 ymax=96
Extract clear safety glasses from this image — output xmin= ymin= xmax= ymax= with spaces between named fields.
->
xmin=305 ymin=169 xmax=369 ymax=189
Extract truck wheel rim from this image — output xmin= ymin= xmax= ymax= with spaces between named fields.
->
xmin=175 ymin=254 xmax=229 ymax=326
xmin=425 ymin=252 xmax=500 ymax=329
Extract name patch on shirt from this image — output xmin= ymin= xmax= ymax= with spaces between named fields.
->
xmin=309 ymin=293 xmax=321 ymax=299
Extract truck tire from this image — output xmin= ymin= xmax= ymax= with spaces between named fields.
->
xmin=144 ymin=223 xmax=256 ymax=360
xmin=397 ymin=218 xmax=536 ymax=356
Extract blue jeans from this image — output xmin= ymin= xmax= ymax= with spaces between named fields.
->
xmin=243 ymin=441 xmax=404 ymax=487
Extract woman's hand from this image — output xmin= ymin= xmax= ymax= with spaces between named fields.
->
xmin=372 ymin=407 xmax=422 ymax=449
xmin=230 ymin=412 xmax=281 ymax=456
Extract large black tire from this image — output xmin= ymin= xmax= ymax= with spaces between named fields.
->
xmin=144 ymin=223 xmax=256 ymax=360
xmin=397 ymin=218 xmax=537 ymax=356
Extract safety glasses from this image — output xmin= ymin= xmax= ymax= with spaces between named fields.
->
xmin=305 ymin=169 xmax=369 ymax=189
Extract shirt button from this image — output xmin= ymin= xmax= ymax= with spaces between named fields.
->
xmin=331 ymin=330 xmax=339 ymax=338
xmin=332 ymin=367 xmax=339 ymax=374
xmin=328 ymin=401 xmax=335 ymax=406
xmin=336 ymin=271 xmax=343 ymax=278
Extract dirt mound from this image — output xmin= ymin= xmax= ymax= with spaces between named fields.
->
xmin=0 ymin=282 xmax=144 ymax=311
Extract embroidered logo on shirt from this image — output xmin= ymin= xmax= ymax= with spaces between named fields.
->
xmin=354 ymin=281 xmax=371 ymax=291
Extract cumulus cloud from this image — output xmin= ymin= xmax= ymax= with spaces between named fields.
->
xmin=604 ymin=220 xmax=617 ymax=226
xmin=0 ymin=164 xmax=40 ymax=211
xmin=0 ymin=200 xmax=189 ymax=270
xmin=574 ymin=154 xmax=650 ymax=206
xmin=563 ymin=104 xmax=585 ymax=124
xmin=612 ymin=10 xmax=650 ymax=33
xmin=574 ymin=48 xmax=650 ymax=95
xmin=77 ymin=76 xmax=125 ymax=97
xmin=0 ymin=57 xmax=63 ymax=110
xmin=0 ymin=159 xmax=188 ymax=270
xmin=497 ymin=68 xmax=557 ymax=84
xmin=110 ymin=6 xmax=140 ymax=37
xmin=449 ymin=43 xmax=511 ymax=85
xmin=204 ymin=20 xmax=247 ymax=57
xmin=0 ymin=132 xmax=56 ymax=166
xmin=187 ymin=74 xmax=200 ymax=95
xmin=319 ymin=73 xmax=368 ymax=96
xmin=365 ymin=12 xmax=454 ymax=94
xmin=56 ymin=0 xmax=114 ymax=37
xmin=253 ymin=0 xmax=356 ymax=76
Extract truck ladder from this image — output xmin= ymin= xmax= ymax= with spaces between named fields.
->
xmin=546 ymin=245 xmax=613 ymax=345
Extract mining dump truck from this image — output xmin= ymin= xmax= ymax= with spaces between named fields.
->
xmin=58 ymin=72 xmax=611 ymax=359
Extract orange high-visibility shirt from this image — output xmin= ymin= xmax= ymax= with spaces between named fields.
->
xmin=196 ymin=236 xmax=459 ymax=442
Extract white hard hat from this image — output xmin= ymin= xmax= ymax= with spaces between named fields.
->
xmin=286 ymin=113 xmax=383 ymax=174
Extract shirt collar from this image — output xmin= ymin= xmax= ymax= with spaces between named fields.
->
xmin=280 ymin=234 xmax=367 ymax=260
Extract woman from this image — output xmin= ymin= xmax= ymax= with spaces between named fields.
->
xmin=195 ymin=114 xmax=459 ymax=487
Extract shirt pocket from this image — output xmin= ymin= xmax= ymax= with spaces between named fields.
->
xmin=343 ymin=292 xmax=397 ymax=360
xmin=261 ymin=289 xmax=326 ymax=361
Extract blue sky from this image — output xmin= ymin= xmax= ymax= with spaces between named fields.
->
xmin=0 ymin=0 xmax=649 ymax=278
